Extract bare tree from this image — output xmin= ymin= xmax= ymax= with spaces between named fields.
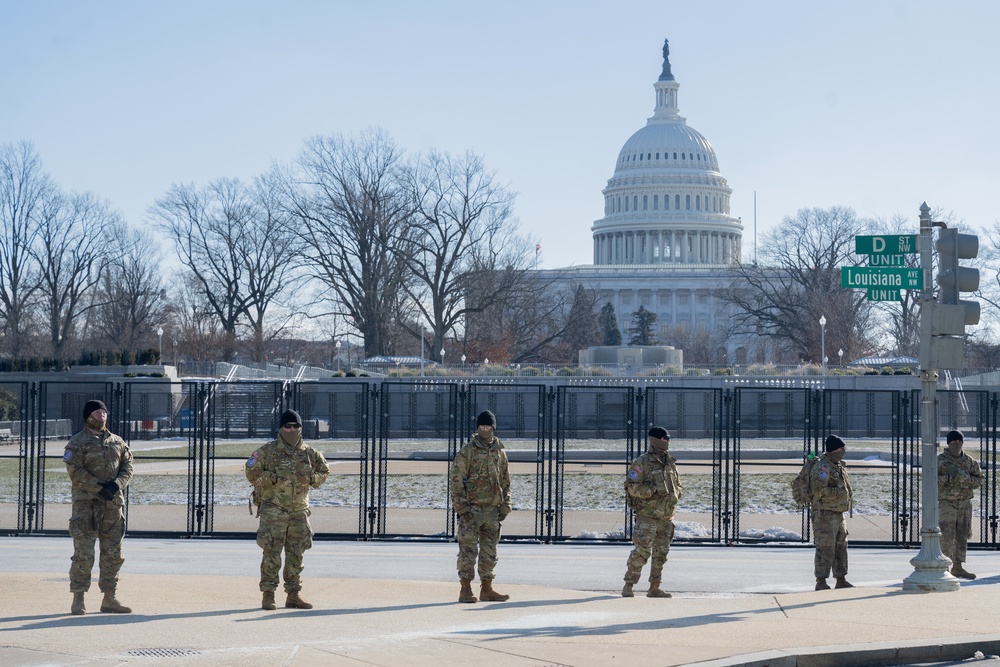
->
xmin=289 ymin=128 xmax=414 ymax=358
xmin=35 ymin=191 xmax=120 ymax=359
xmin=91 ymin=220 xmax=166 ymax=351
xmin=465 ymin=276 xmax=598 ymax=364
xmin=0 ymin=141 xmax=49 ymax=356
xmin=402 ymin=150 xmax=529 ymax=355
xmin=242 ymin=168 xmax=306 ymax=361
xmin=152 ymin=176 xmax=301 ymax=362
xmin=718 ymin=207 xmax=879 ymax=363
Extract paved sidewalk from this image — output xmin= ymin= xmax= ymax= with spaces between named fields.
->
xmin=2 ymin=538 xmax=1000 ymax=666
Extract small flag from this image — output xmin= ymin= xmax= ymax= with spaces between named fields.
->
xmin=535 ymin=243 xmax=541 ymax=253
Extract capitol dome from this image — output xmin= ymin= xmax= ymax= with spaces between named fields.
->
xmin=592 ymin=40 xmax=742 ymax=266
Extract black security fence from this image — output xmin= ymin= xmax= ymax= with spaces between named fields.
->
xmin=2 ymin=379 xmax=999 ymax=548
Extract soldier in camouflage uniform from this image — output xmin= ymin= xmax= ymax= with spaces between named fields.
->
xmin=450 ymin=410 xmax=512 ymax=603
xmin=622 ymin=427 xmax=682 ymax=598
xmin=810 ymin=435 xmax=854 ymax=591
xmin=245 ymin=409 xmax=330 ymax=610
xmin=938 ymin=430 xmax=983 ymax=580
xmin=63 ymin=399 xmax=134 ymax=616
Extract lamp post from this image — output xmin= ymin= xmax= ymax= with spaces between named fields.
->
xmin=172 ymin=339 xmax=177 ymax=367
xmin=819 ymin=315 xmax=826 ymax=376
xmin=335 ymin=340 xmax=341 ymax=373
xmin=838 ymin=348 xmax=844 ymax=367
xmin=461 ymin=354 xmax=466 ymax=367
xmin=440 ymin=348 xmax=446 ymax=367
xmin=157 ymin=327 xmax=163 ymax=363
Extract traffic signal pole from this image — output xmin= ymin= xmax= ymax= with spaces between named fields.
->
xmin=902 ymin=202 xmax=959 ymax=592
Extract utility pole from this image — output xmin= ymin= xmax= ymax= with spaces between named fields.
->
xmin=902 ymin=202 xmax=958 ymax=592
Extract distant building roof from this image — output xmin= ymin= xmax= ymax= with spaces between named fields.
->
xmin=359 ymin=356 xmax=434 ymax=366
xmin=848 ymin=356 xmax=919 ymax=367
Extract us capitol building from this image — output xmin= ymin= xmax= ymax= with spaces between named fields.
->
xmin=536 ymin=39 xmax=760 ymax=365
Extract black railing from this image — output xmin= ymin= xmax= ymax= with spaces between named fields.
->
xmin=0 ymin=379 xmax=996 ymax=548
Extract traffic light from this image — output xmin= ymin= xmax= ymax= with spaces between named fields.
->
xmin=930 ymin=227 xmax=979 ymax=370
xmin=935 ymin=227 xmax=980 ymax=324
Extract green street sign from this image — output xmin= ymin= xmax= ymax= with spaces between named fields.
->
xmin=855 ymin=234 xmax=917 ymax=255
xmin=841 ymin=266 xmax=923 ymax=290
xmin=867 ymin=288 xmax=901 ymax=301
xmin=868 ymin=254 xmax=906 ymax=267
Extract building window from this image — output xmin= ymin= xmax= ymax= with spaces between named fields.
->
xmin=673 ymin=152 xmax=677 ymax=159
xmin=685 ymin=195 xmax=691 ymax=210
xmin=622 ymin=295 xmax=632 ymax=306
xmin=643 ymin=195 xmax=648 ymax=210
xmin=647 ymin=153 xmax=651 ymax=160
xmin=653 ymin=194 xmax=658 ymax=210
xmin=696 ymin=195 xmax=701 ymax=210
xmin=675 ymin=194 xmax=680 ymax=209
xmin=639 ymin=153 xmax=643 ymax=161
xmin=682 ymin=153 xmax=686 ymax=160
xmin=633 ymin=195 xmax=638 ymax=210
xmin=617 ymin=196 xmax=621 ymax=212
xmin=656 ymin=152 xmax=660 ymax=159
xmin=625 ymin=197 xmax=629 ymax=212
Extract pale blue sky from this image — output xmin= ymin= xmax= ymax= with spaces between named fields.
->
xmin=2 ymin=1 xmax=997 ymax=270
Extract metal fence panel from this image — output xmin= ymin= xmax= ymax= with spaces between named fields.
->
xmin=554 ymin=385 xmax=635 ymax=543
xmin=466 ymin=383 xmax=548 ymax=540
xmin=643 ymin=387 xmax=725 ymax=543
xmin=376 ymin=382 xmax=458 ymax=539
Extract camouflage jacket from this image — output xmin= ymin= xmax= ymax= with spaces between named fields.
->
xmin=809 ymin=453 xmax=853 ymax=513
xmin=63 ymin=428 xmax=133 ymax=504
xmin=938 ymin=449 xmax=982 ymax=502
xmin=625 ymin=449 xmax=682 ymax=519
xmin=450 ymin=433 xmax=511 ymax=514
xmin=245 ymin=437 xmax=330 ymax=513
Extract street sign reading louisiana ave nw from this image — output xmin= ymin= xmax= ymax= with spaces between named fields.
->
xmin=840 ymin=266 xmax=923 ymax=290
xmin=855 ymin=234 xmax=918 ymax=255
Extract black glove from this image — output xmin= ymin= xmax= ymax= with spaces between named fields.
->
xmin=99 ymin=480 xmax=118 ymax=501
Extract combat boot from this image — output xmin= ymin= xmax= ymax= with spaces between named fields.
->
xmin=70 ymin=592 xmax=85 ymax=616
xmin=647 ymin=583 xmax=672 ymax=598
xmin=951 ymin=564 xmax=976 ymax=580
xmin=815 ymin=577 xmax=831 ymax=591
xmin=621 ymin=582 xmax=635 ymax=598
xmin=459 ymin=579 xmax=477 ymax=603
xmin=479 ymin=579 xmax=510 ymax=602
xmin=261 ymin=591 xmax=276 ymax=610
xmin=834 ymin=577 xmax=854 ymax=589
xmin=285 ymin=591 xmax=313 ymax=609
xmin=100 ymin=591 xmax=132 ymax=613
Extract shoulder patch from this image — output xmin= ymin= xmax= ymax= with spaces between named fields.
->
xmin=818 ymin=468 xmax=829 ymax=480
xmin=246 ymin=451 xmax=259 ymax=467
xmin=627 ymin=469 xmax=639 ymax=481
xmin=633 ymin=465 xmax=643 ymax=474
xmin=63 ymin=449 xmax=73 ymax=462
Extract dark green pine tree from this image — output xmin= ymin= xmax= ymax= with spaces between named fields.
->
xmin=599 ymin=302 xmax=622 ymax=346
xmin=627 ymin=305 xmax=658 ymax=346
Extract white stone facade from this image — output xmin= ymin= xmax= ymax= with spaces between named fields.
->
xmin=542 ymin=40 xmax=758 ymax=364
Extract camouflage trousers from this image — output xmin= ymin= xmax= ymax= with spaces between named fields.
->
xmin=257 ymin=506 xmax=313 ymax=593
xmin=939 ymin=499 xmax=973 ymax=565
xmin=624 ymin=514 xmax=675 ymax=584
xmin=456 ymin=506 xmax=502 ymax=581
xmin=68 ymin=498 xmax=126 ymax=593
xmin=812 ymin=509 xmax=848 ymax=578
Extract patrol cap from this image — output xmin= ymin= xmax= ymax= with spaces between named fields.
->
xmin=83 ymin=399 xmax=107 ymax=420
xmin=946 ymin=430 xmax=964 ymax=444
xmin=648 ymin=427 xmax=670 ymax=440
xmin=476 ymin=410 xmax=497 ymax=428
xmin=280 ymin=409 xmax=302 ymax=428
xmin=824 ymin=434 xmax=846 ymax=452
